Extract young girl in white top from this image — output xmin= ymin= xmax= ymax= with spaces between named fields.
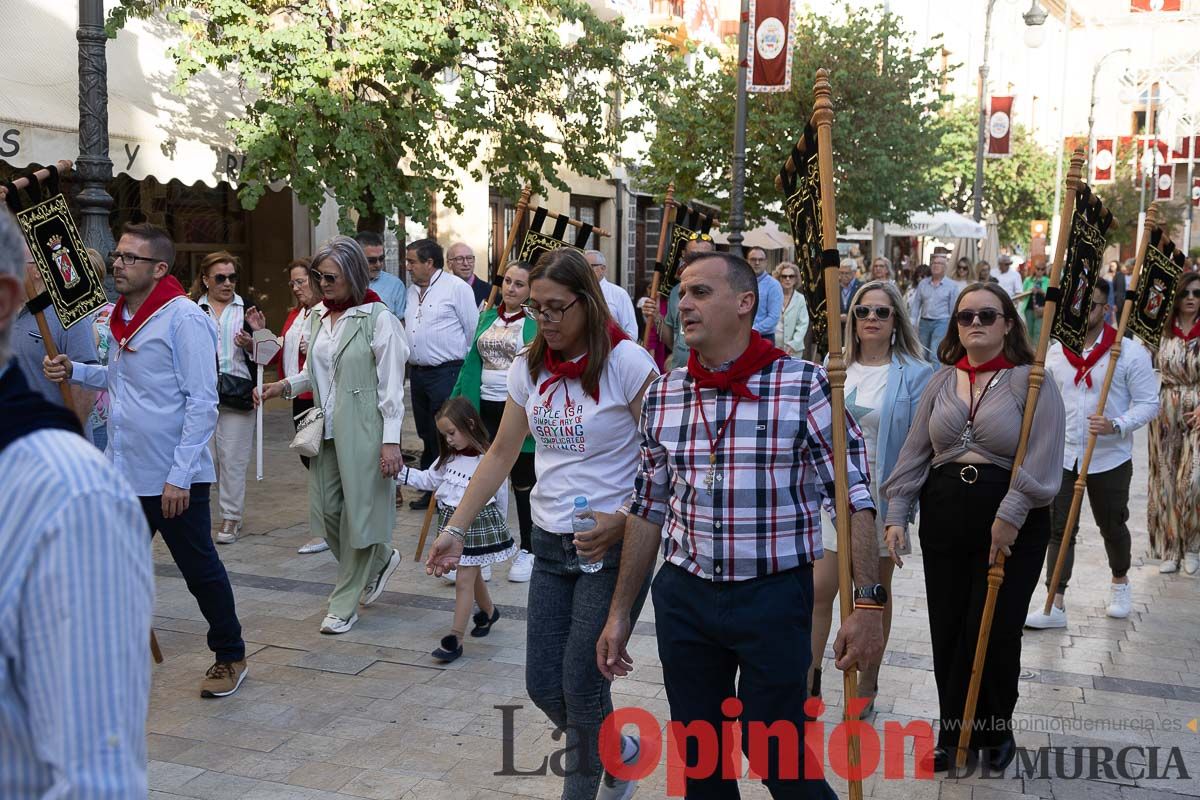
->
xmin=399 ymin=397 xmax=516 ymax=662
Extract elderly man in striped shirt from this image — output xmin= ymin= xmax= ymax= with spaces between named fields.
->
xmin=598 ymin=252 xmax=885 ymax=798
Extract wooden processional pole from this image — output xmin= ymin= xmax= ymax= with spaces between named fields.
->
xmin=1040 ymin=203 xmax=1154 ymax=615
xmin=956 ymin=148 xmax=1088 ymax=766
xmin=642 ymin=182 xmax=675 ymax=349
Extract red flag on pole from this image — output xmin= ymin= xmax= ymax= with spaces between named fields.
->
xmin=747 ymin=0 xmax=794 ymax=93
xmin=1156 ymin=164 xmax=1174 ymax=200
xmin=1093 ymin=138 xmax=1115 ymax=182
xmin=1130 ymin=0 xmax=1180 ymax=11
xmin=1193 ymin=177 xmax=1200 ymax=208
xmin=986 ymin=96 xmax=1013 ymax=157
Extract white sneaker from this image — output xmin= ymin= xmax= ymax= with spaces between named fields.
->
xmin=597 ymin=734 xmax=640 ymax=800
xmin=360 ymin=548 xmax=401 ymax=607
xmin=442 ymin=565 xmax=491 ymax=585
xmin=1160 ymin=559 xmax=1180 ymax=574
xmin=1185 ymin=552 xmax=1199 ymax=575
xmin=1024 ymin=604 xmax=1067 ymax=629
xmin=298 ymin=538 xmax=329 ymax=554
xmin=319 ymin=613 xmax=358 ymax=635
xmin=1106 ymin=582 xmax=1132 ymax=619
xmin=508 ymin=550 xmax=535 ymax=582
xmin=215 ymin=521 xmax=241 ymax=544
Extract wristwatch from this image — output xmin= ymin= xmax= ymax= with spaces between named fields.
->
xmin=853 ymin=584 xmax=888 ymax=605
xmin=1109 ymin=418 xmax=1123 ymax=436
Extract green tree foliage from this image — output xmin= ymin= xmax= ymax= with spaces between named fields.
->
xmin=634 ymin=3 xmax=950 ymax=231
xmin=109 ymin=0 xmax=657 ymax=230
xmin=932 ymin=105 xmax=1056 ymax=249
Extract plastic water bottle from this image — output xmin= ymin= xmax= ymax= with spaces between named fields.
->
xmin=571 ymin=496 xmax=603 ymax=573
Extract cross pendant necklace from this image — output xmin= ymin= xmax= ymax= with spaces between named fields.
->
xmin=704 ymin=452 xmax=719 ymax=492
xmin=696 ymin=388 xmax=740 ymax=494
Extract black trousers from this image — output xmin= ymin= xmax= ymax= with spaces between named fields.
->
xmin=292 ymin=397 xmax=314 ymax=470
xmin=479 ymin=398 xmax=535 ymax=552
xmin=655 ymin=563 xmax=836 ymax=799
xmin=1045 ymin=459 xmax=1133 ymax=592
xmin=140 ymin=483 xmax=245 ymax=663
xmin=918 ymin=463 xmax=1050 ymax=751
xmin=410 ymin=361 xmax=463 ymax=469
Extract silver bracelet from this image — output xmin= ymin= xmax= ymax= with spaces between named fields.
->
xmin=281 ymin=381 xmax=294 ymax=400
xmin=442 ymin=525 xmax=466 ymax=543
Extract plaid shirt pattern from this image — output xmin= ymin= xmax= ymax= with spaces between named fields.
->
xmin=626 ymin=357 xmax=874 ymax=581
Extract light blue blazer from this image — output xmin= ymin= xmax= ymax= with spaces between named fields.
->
xmin=875 ymin=352 xmax=935 ymax=525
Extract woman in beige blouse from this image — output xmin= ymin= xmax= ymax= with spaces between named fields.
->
xmin=883 ymin=282 xmax=1065 ymax=773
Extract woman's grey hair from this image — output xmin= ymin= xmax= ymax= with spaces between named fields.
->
xmin=843 ymin=279 xmax=924 ymax=365
xmin=312 ymin=235 xmax=370 ymax=304
xmin=0 ymin=211 xmax=27 ymax=364
xmin=871 ymin=255 xmax=893 ymax=280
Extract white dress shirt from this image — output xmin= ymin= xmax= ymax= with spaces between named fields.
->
xmin=403 ymin=271 xmax=479 ymax=366
xmin=1046 ymin=336 xmax=1160 ymax=473
xmin=996 ymin=268 xmax=1024 ymax=298
xmin=285 ymin=302 xmax=410 ymax=443
xmin=282 ymin=306 xmax=312 ymax=379
xmin=599 ymin=277 xmax=638 ymax=340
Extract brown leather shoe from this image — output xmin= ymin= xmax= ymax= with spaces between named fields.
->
xmin=200 ymin=660 xmax=248 ymax=698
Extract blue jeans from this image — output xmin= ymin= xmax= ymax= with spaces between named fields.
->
xmin=139 ymin=483 xmax=245 ymax=663
xmin=654 ymin=563 xmax=835 ymax=799
xmin=525 ymin=525 xmax=651 ymax=799
xmin=410 ymin=361 xmax=463 ymax=469
xmin=918 ymin=317 xmax=949 ymax=362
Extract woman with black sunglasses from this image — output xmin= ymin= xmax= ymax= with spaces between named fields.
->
xmin=883 ymin=282 xmax=1065 ymax=772
xmin=1148 ymin=271 xmax=1200 ymax=574
xmin=809 ymin=280 xmax=931 ymax=718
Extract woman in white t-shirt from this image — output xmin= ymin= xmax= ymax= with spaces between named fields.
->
xmin=426 ymin=249 xmax=659 ymax=800
xmin=810 ymin=280 xmax=934 ymax=717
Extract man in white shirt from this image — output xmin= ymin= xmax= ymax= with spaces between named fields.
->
xmin=1026 ymin=278 xmax=1159 ymax=628
xmin=447 ymin=242 xmax=491 ymax=309
xmin=584 ymin=249 xmax=637 ymax=339
xmin=994 ymin=254 xmax=1024 ymax=298
xmin=404 ymin=239 xmax=480 ymax=509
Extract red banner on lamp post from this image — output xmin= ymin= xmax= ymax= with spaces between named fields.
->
xmin=1193 ymin=177 xmax=1200 ymax=208
xmin=986 ymin=96 xmax=1013 ymax=157
xmin=1093 ymin=138 xmax=1115 ymax=182
xmin=1156 ymin=164 xmax=1174 ymax=200
xmin=747 ymin=0 xmax=794 ymax=93
xmin=1130 ymin=0 xmax=1181 ymax=11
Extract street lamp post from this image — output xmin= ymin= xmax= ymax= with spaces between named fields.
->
xmin=1086 ymin=48 xmax=1131 ymax=177
xmin=1047 ymin=0 xmax=1072 ymax=255
xmin=77 ymin=0 xmax=115 ymax=265
xmin=728 ymin=0 xmax=750 ymax=251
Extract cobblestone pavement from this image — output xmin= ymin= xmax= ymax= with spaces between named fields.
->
xmin=146 ymin=407 xmax=1200 ymax=799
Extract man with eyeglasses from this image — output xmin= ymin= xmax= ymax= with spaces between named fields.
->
xmin=355 ymin=232 xmax=406 ymax=320
xmin=584 ymin=249 xmax=637 ymax=339
xmin=44 ymin=222 xmax=248 ymax=699
xmin=446 ymin=242 xmax=490 ymax=309
xmin=13 ymin=239 xmax=98 ymax=434
xmin=745 ymin=246 xmax=783 ymax=344
xmin=403 ymin=238 xmax=480 ymax=510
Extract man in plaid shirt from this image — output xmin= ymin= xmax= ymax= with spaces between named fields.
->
xmin=598 ymin=252 xmax=885 ymax=797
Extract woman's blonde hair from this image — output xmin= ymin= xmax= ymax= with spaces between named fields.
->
xmin=843 ymin=280 xmax=924 ymax=365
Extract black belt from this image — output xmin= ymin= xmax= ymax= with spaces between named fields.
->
xmin=935 ymin=461 xmax=1008 ymax=485
xmin=411 ymin=360 xmax=463 ymax=371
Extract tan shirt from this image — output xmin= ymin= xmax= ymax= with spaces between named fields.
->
xmin=882 ymin=364 xmax=1065 ymax=529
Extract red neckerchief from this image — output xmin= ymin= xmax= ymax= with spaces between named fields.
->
xmin=109 ymin=275 xmax=187 ymax=352
xmin=1172 ymin=318 xmax=1200 ymax=342
xmin=497 ymin=307 xmax=524 ymax=325
xmin=955 ymin=352 xmax=1015 ymax=385
xmin=322 ymin=289 xmax=383 ymax=316
xmin=539 ymin=321 xmax=628 ymax=404
xmin=686 ymin=331 xmax=788 ymax=401
xmin=1062 ymin=324 xmax=1117 ymax=388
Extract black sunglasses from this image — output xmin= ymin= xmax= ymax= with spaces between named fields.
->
xmin=210 ymin=273 xmax=237 ymax=284
xmin=852 ymin=304 xmax=893 ymax=321
xmin=312 ymin=270 xmax=339 ymax=285
xmin=1182 ymin=288 xmax=1200 ymax=299
xmin=365 ymin=256 xmax=385 ymax=266
xmin=955 ymin=308 xmax=1003 ymax=327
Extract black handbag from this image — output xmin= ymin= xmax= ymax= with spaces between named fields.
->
xmin=218 ymin=371 xmax=255 ymax=410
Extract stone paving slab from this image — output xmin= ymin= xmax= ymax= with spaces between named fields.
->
xmin=143 ymin=409 xmax=1200 ymax=799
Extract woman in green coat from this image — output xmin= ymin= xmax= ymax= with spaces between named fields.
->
xmin=258 ymin=236 xmax=410 ymax=634
xmin=451 ymin=262 xmax=539 ymax=582
xmin=1021 ymin=262 xmax=1049 ymax=344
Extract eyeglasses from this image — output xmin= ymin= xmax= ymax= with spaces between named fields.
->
xmin=852 ymin=304 xmax=893 ymax=321
xmin=365 ymin=256 xmax=385 ymax=266
xmin=955 ymin=308 xmax=1003 ymax=327
xmin=209 ymin=273 xmax=237 ymax=284
xmin=521 ymin=296 xmax=580 ymax=323
xmin=312 ymin=271 xmax=340 ymax=285
xmin=109 ymin=250 xmax=160 ymax=267
xmin=448 ymin=255 xmax=476 ymax=264
xmin=1182 ymin=288 xmax=1200 ymax=299
xmin=288 ymin=278 xmax=310 ymax=288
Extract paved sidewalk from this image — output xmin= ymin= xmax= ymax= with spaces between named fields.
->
xmin=145 ymin=408 xmax=1200 ymax=799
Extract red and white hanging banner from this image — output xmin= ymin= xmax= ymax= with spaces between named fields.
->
xmin=1093 ymin=138 xmax=1115 ymax=183
xmin=747 ymin=0 xmax=794 ymax=93
xmin=986 ymin=96 xmax=1013 ymax=157
xmin=1192 ymin=177 xmax=1200 ymax=208
xmin=1156 ymin=164 xmax=1174 ymax=200
xmin=1130 ymin=0 xmax=1181 ymax=11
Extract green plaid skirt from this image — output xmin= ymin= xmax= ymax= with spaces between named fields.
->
xmin=438 ymin=503 xmax=517 ymax=566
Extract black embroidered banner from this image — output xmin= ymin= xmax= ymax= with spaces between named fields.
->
xmin=1051 ymin=183 xmax=1113 ymax=356
xmin=1129 ymin=228 xmax=1186 ymax=349
xmin=514 ymin=206 xmax=596 ymax=268
xmin=657 ymin=204 xmax=715 ymax=299
xmin=15 ymin=192 xmax=107 ymax=330
xmin=779 ymin=123 xmax=827 ymax=346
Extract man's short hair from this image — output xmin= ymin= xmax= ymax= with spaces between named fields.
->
xmin=691 ymin=252 xmax=759 ymax=318
xmin=584 ymin=249 xmax=606 ymax=266
xmin=1095 ymin=277 xmax=1111 ymax=297
xmin=744 ymin=246 xmax=767 ymax=259
xmin=121 ymin=222 xmax=175 ymax=268
xmin=354 ymin=231 xmax=384 ymax=250
xmin=406 ymin=238 xmax=443 ymax=271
